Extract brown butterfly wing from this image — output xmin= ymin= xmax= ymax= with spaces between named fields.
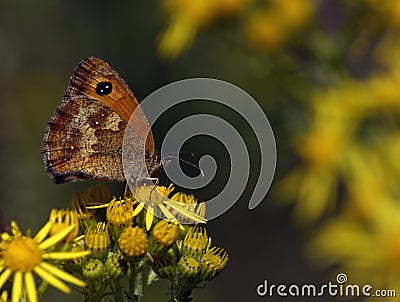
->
xmin=64 ymin=56 xmax=155 ymax=154
xmin=42 ymin=57 xmax=154 ymax=183
xmin=43 ymin=96 xmax=129 ymax=183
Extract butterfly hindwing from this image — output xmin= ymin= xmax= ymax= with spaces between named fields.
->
xmin=43 ymin=96 xmax=127 ymax=183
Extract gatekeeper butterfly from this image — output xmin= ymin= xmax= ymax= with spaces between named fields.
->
xmin=42 ymin=57 xmax=161 ymax=184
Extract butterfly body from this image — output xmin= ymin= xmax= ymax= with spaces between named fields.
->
xmin=42 ymin=57 xmax=159 ymax=184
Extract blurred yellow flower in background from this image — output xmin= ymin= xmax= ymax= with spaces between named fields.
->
xmin=158 ymin=0 xmax=315 ymax=58
xmin=246 ymin=0 xmax=314 ymax=52
xmin=158 ymin=0 xmax=223 ymax=59
xmin=156 ymin=1 xmax=400 ymax=295
xmin=365 ymin=0 xmax=400 ymax=27
xmin=279 ymin=85 xmax=356 ymax=223
xmin=308 ymin=195 xmax=400 ymax=301
xmin=280 ymin=64 xmax=400 ymax=223
xmin=156 ymin=0 xmax=400 ymax=298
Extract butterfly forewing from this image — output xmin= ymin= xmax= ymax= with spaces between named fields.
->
xmin=42 ymin=57 xmax=156 ymax=184
xmin=65 ymin=56 xmax=154 ymax=154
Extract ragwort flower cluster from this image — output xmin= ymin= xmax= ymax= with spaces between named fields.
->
xmin=6 ymin=184 xmax=226 ymax=302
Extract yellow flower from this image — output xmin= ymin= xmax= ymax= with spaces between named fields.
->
xmin=279 ymin=85 xmax=358 ymax=224
xmin=214 ymin=0 xmax=248 ymax=17
xmin=84 ymin=222 xmax=110 ymax=257
xmin=0 ymin=290 xmax=7 ymax=302
xmin=63 ymin=240 xmax=86 ymax=273
xmin=158 ymin=18 xmax=197 ymax=60
xmin=152 ymin=253 xmax=175 ymax=279
xmin=118 ymin=226 xmax=148 ymax=258
xmin=270 ymin=0 xmax=314 ymax=28
xmin=246 ymin=11 xmax=285 ymax=51
xmin=200 ymin=247 xmax=229 ymax=281
xmin=148 ymin=221 xmax=180 ymax=256
xmin=308 ymin=196 xmax=400 ymax=300
xmin=169 ymin=192 xmax=206 ymax=226
xmin=183 ymin=227 xmax=210 ymax=258
xmin=106 ymin=197 xmax=134 ymax=227
xmin=104 ymin=252 xmax=127 ymax=279
xmin=86 ymin=184 xmax=112 ymax=204
xmin=365 ymin=0 xmax=400 ymax=27
xmin=71 ymin=191 xmax=96 ymax=226
xmin=48 ymin=209 xmax=79 ymax=243
xmin=163 ymin=0 xmax=216 ymax=26
xmin=158 ymin=0 xmax=216 ymax=59
xmin=0 ymin=221 xmax=89 ymax=302
xmin=132 ymin=184 xmax=206 ymax=231
xmin=281 ymin=72 xmax=400 ymax=225
xmin=82 ymin=259 xmax=104 ymax=281
xmin=246 ymin=0 xmax=315 ymax=52
xmin=296 ymin=125 xmax=347 ymax=169
xmin=71 ymin=185 xmax=113 ymax=232
xmin=177 ymin=255 xmax=200 ymax=280
xmin=159 ymin=0 xmax=248 ymax=59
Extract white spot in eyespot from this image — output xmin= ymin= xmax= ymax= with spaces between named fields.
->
xmin=95 ymin=121 xmax=99 ymax=125
xmin=101 ymin=113 xmax=105 ymax=117
xmin=71 ymin=146 xmax=74 ymax=150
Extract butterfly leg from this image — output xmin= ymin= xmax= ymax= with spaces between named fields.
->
xmin=148 ymin=178 xmax=160 ymax=201
xmin=125 ymin=174 xmax=160 ymax=202
xmin=123 ymin=182 xmax=133 ymax=198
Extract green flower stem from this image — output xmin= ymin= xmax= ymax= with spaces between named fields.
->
xmin=128 ymin=262 xmax=138 ymax=302
xmin=135 ymin=258 xmax=149 ymax=274
xmin=85 ymin=281 xmax=106 ymax=302
xmin=112 ymin=278 xmax=124 ymax=302
xmin=133 ymin=264 xmax=150 ymax=299
xmin=37 ymin=280 xmax=48 ymax=300
xmin=135 ymin=271 xmax=144 ymax=298
xmin=169 ymin=285 xmax=193 ymax=302
xmin=168 ymin=274 xmax=193 ymax=302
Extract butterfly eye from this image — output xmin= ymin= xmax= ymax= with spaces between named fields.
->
xmin=96 ymin=81 xmax=113 ymax=96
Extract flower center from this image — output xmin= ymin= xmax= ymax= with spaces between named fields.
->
xmin=118 ymin=226 xmax=148 ymax=257
xmin=3 ymin=237 xmax=42 ymax=272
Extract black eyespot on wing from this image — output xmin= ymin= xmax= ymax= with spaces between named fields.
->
xmin=96 ymin=81 xmax=112 ymax=96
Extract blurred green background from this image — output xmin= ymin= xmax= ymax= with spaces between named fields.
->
xmin=2 ymin=0 xmax=400 ymax=301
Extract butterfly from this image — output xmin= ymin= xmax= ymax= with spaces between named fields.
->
xmin=42 ymin=57 xmax=161 ymax=184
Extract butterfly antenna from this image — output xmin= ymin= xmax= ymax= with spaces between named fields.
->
xmin=163 ymin=151 xmax=195 ymax=158
xmin=162 ymin=155 xmax=204 ymax=177
xmin=179 ymin=151 xmax=195 ymax=158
